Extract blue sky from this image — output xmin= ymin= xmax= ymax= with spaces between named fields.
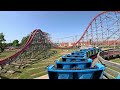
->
xmin=0 ymin=11 xmax=101 ymax=43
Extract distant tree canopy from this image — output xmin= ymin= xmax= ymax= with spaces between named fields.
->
xmin=12 ymin=40 xmax=19 ymax=48
xmin=0 ymin=33 xmax=6 ymax=52
xmin=0 ymin=33 xmax=6 ymax=43
xmin=20 ymin=35 xmax=29 ymax=45
xmin=6 ymin=43 xmax=12 ymax=47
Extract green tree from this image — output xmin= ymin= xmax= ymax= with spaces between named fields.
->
xmin=2 ymin=43 xmax=6 ymax=48
xmin=0 ymin=33 xmax=6 ymax=52
xmin=20 ymin=35 xmax=29 ymax=45
xmin=6 ymin=43 xmax=12 ymax=47
xmin=12 ymin=40 xmax=19 ymax=48
xmin=0 ymin=33 xmax=6 ymax=43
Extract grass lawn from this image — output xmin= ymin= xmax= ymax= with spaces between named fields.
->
xmin=1 ymin=49 xmax=72 ymax=79
xmin=104 ymin=61 xmax=120 ymax=79
xmin=102 ymin=58 xmax=120 ymax=79
xmin=106 ymin=65 xmax=120 ymax=73
xmin=110 ymin=58 xmax=120 ymax=64
xmin=0 ymin=50 xmax=17 ymax=60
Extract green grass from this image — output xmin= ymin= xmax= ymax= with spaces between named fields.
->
xmin=0 ymin=50 xmax=17 ymax=60
xmin=2 ymin=57 xmax=55 ymax=79
xmin=105 ymin=67 xmax=116 ymax=77
xmin=101 ymin=58 xmax=120 ymax=79
xmin=103 ymin=64 xmax=120 ymax=79
xmin=106 ymin=65 xmax=120 ymax=73
xmin=110 ymin=58 xmax=120 ymax=64
xmin=1 ymin=49 xmax=71 ymax=79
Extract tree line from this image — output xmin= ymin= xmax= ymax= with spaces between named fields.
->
xmin=0 ymin=33 xmax=29 ymax=52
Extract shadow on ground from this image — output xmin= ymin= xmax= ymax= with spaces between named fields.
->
xmin=0 ymin=75 xmax=10 ymax=79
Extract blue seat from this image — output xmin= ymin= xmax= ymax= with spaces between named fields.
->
xmin=55 ymin=58 xmax=92 ymax=69
xmin=62 ymin=55 xmax=87 ymax=62
xmin=47 ymin=63 xmax=105 ymax=79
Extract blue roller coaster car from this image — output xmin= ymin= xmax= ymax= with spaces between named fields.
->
xmin=55 ymin=58 xmax=92 ymax=69
xmin=63 ymin=54 xmax=87 ymax=59
xmin=62 ymin=55 xmax=87 ymax=62
xmin=47 ymin=63 xmax=105 ymax=79
xmin=116 ymin=75 xmax=120 ymax=79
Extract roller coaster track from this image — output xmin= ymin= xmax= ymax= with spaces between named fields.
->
xmin=0 ymin=11 xmax=120 ymax=78
xmin=0 ymin=29 xmax=52 ymax=73
xmin=52 ymin=11 xmax=120 ymax=49
xmin=0 ymin=30 xmax=36 ymax=64
xmin=0 ymin=30 xmax=38 ymax=65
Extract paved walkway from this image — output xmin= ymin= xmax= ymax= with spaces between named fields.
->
xmin=34 ymin=74 xmax=49 ymax=79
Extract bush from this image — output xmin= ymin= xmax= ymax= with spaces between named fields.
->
xmin=0 ymin=47 xmax=4 ymax=52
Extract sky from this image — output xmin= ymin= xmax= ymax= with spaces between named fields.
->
xmin=0 ymin=11 xmax=101 ymax=43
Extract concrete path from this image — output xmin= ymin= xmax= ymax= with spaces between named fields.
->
xmin=34 ymin=74 xmax=49 ymax=79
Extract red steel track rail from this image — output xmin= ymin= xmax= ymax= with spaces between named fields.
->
xmin=0 ymin=29 xmax=38 ymax=65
